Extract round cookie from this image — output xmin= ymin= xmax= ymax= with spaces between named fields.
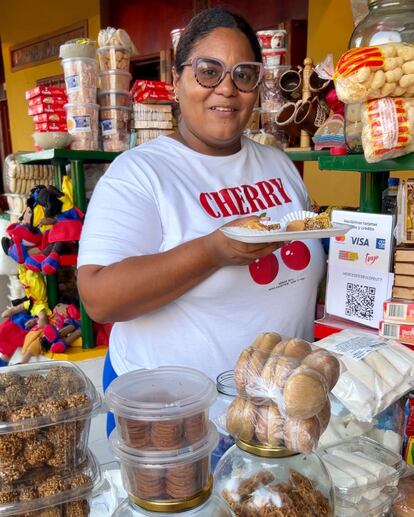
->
xmin=283 ymin=367 xmax=328 ymax=419
xmin=284 ymin=416 xmax=321 ymax=454
xmin=226 ymin=397 xmax=256 ymax=442
xmin=184 ymin=412 xmax=207 ymax=444
xmin=151 ymin=419 xmax=183 ymax=450
xmin=128 ymin=466 xmax=165 ymax=499
xmin=118 ymin=417 xmax=150 ymax=449
xmin=302 ymin=349 xmax=340 ymax=390
xmin=166 ymin=461 xmax=199 ymax=499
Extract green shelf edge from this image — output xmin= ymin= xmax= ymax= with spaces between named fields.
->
xmin=17 ymin=148 xmax=121 ymax=164
xmin=285 ymin=150 xmax=330 ymax=161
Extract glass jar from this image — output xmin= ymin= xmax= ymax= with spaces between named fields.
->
xmin=214 ymin=442 xmax=335 ymax=515
xmin=345 ymin=0 xmax=414 ymax=152
xmin=112 ymin=494 xmax=234 ymax=516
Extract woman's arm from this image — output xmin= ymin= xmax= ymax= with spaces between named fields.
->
xmin=78 ymin=223 xmax=281 ymax=323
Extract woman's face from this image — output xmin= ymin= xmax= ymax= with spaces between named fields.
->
xmin=173 ymin=28 xmax=259 ymax=156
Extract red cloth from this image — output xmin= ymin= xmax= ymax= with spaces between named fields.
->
xmin=0 ymin=319 xmax=28 ymax=357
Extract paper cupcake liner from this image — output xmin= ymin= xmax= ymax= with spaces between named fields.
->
xmin=280 ymin=210 xmax=316 ymax=227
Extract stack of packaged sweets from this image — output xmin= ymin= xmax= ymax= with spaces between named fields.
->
xmin=131 ymin=81 xmax=175 ymax=146
xmin=60 ymin=38 xmax=99 ymax=150
xmin=97 ymin=28 xmax=135 ymax=152
xmin=0 ymin=361 xmax=103 ymax=516
xmin=334 ymin=43 xmax=414 ymax=163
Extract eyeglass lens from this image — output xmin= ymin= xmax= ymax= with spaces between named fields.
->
xmin=195 ymin=58 xmax=261 ymax=91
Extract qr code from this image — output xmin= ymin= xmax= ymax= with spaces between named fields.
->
xmin=345 ymin=283 xmax=376 ymax=320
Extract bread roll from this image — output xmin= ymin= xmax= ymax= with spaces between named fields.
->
xmin=262 ymin=355 xmax=300 ymax=392
xmin=226 ymin=397 xmax=256 ymax=442
xmin=251 ymin=332 xmax=281 ymax=353
xmin=302 ymin=349 xmax=340 ymax=390
xmin=284 ymin=339 xmax=312 ymax=359
xmin=316 ymin=400 xmax=331 ymax=432
xmin=284 ymin=367 xmax=328 ymax=419
xmin=255 ymin=404 xmax=284 ymax=447
xmin=271 ymin=339 xmax=288 ymax=356
xmin=284 ymin=416 xmax=321 ymax=454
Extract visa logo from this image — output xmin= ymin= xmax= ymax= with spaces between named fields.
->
xmin=351 ymin=237 xmax=369 ymax=246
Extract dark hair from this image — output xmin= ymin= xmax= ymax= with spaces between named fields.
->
xmin=174 ymin=7 xmax=262 ymax=73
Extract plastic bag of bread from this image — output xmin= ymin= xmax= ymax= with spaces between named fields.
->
xmin=316 ymin=330 xmax=414 ymax=422
xmin=334 ymin=43 xmax=414 ymax=104
xmin=391 ymin=471 xmax=414 ymax=517
xmin=234 ymin=332 xmax=339 ymax=419
xmin=361 ymin=97 xmax=414 ymax=163
xmin=226 ymin=396 xmax=331 ymax=454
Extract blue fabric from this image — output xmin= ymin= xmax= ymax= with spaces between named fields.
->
xmin=102 ymin=350 xmax=118 ymax=437
xmin=0 ymin=358 xmax=9 ymax=367
xmin=11 ymin=310 xmax=33 ymax=329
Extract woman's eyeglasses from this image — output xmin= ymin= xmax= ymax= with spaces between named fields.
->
xmin=181 ymin=57 xmax=264 ymax=93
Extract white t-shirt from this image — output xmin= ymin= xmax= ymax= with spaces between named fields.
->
xmin=78 ymin=136 xmax=325 ymax=381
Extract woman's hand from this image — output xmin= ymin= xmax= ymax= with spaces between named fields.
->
xmin=202 ymin=216 xmax=285 ymax=267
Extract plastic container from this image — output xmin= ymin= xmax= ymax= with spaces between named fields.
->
xmin=59 ymin=38 xmax=96 ymax=59
xmin=97 ymin=46 xmax=131 ymax=71
xmin=61 ymin=57 xmax=97 ymax=104
xmin=113 ymin=494 xmax=233 ymax=516
xmin=105 ymin=366 xmax=217 ymax=451
xmin=212 ymin=371 xmax=236 ymax=471
xmin=320 ymin=436 xmax=403 ymax=512
xmin=0 ymin=449 xmax=101 ymax=516
xmin=32 ymin=131 xmax=73 ymax=150
xmin=382 ymin=178 xmax=399 ymax=215
xmin=170 ymin=28 xmax=185 ymax=56
xmin=98 ymin=89 xmax=132 ymax=108
xmin=261 ymin=48 xmax=287 ymax=67
xmin=110 ymin=423 xmax=218 ymax=511
xmin=65 ymin=103 xmax=99 ymax=150
xmin=256 ymin=29 xmax=288 ymax=50
xmin=0 ymin=362 xmax=101 ymax=505
xmin=99 ymin=70 xmax=132 ymax=91
xmin=214 ymin=442 xmax=334 ymax=516
xmin=345 ymin=0 xmax=414 ymax=152
xmin=100 ymin=106 xmax=131 ymax=152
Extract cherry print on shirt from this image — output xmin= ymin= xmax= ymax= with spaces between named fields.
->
xmin=249 ymin=253 xmax=279 ymax=285
xmin=281 ymin=241 xmax=311 ymax=271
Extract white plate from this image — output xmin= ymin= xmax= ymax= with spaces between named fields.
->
xmin=220 ymin=222 xmax=353 ymax=243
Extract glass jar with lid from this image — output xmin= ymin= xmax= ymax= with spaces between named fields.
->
xmin=112 ymin=494 xmax=234 ymax=516
xmin=214 ymin=441 xmax=335 ymax=516
xmin=345 ymin=0 xmax=414 ymax=152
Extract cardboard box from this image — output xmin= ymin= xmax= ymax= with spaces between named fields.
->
xmin=392 ymin=286 xmax=414 ymax=300
xmin=25 ymin=86 xmax=66 ymax=100
xmin=384 ymin=299 xmax=414 ymax=321
xmin=395 ymin=248 xmax=414 ymax=263
xmin=394 ymin=275 xmax=414 ymax=288
xmin=379 ymin=320 xmax=414 ymax=344
xmin=395 ymin=262 xmax=414 ymax=275
xmin=401 ymin=180 xmax=414 ymax=243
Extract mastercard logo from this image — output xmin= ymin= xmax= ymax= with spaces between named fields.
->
xmin=335 ymin=235 xmax=346 ymax=242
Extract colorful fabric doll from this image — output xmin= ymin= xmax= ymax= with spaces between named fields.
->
xmin=0 ymin=265 xmax=51 ymax=366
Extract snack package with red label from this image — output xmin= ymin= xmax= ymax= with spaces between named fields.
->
xmin=334 ymin=43 xmax=414 ymax=104
xmin=25 ymin=85 xmax=67 ymax=100
xmin=361 ymin=97 xmax=414 ymax=163
xmin=131 ymin=80 xmax=174 ymax=103
xmin=28 ymin=96 xmax=67 ymax=108
xmin=32 ymin=112 xmax=67 ymax=124
xmin=34 ymin=121 xmax=68 ymax=132
xmin=28 ymin=104 xmax=66 ymax=116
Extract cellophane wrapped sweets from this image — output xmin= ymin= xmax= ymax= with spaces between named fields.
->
xmin=391 ymin=471 xmax=414 ymax=517
xmin=361 ymin=97 xmax=414 ymax=162
xmin=225 ymin=332 xmax=340 ymax=454
xmin=334 ymin=43 xmax=414 ymax=104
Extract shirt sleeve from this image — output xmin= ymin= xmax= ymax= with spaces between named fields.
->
xmin=77 ymin=151 xmax=163 ymax=268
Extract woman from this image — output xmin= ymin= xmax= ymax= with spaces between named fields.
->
xmin=77 ymin=8 xmax=325 ymax=434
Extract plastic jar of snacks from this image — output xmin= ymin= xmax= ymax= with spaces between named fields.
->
xmin=97 ymin=46 xmax=131 ymax=71
xmin=105 ymin=366 xmax=217 ymax=450
xmin=0 ymin=449 xmax=101 ymax=516
xmin=100 ymin=106 xmax=132 ymax=152
xmin=112 ymin=494 xmax=233 ymax=516
xmin=61 ymin=57 xmax=97 ymax=103
xmin=98 ymin=90 xmax=132 ymax=108
xmin=214 ymin=442 xmax=335 ymax=516
xmin=99 ymin=70 xmax=132 ymax=91
xmin=65 ymin=103 xmax=99 ymax=150
xmin=110 ymin=423 xmax=218 ymax=512
xmin=0 ymin=362 xmax=101 ymax=496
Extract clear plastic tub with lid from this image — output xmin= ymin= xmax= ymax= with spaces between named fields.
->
xmin=319 ymin=436 xmax=403 ymax=515
xmin=97 ymin=46 xmax=131 ymax=71
xmin=214 ymin=441 xmax=335 ymax=516
xmin=100 ymin=106 xmax=131 ymax=152
xmin=65 ymin=103 xmax=99 ymax=150
xmin=0 ymin=449 xmax=101 ymax=516
xmin=99 ymin=70 xmax=132 ymax=91
xmin=105 ymin=366 xmax=217 ymax=450
xmin=98 ymin=90 xmax=132 ymax=108
xmin=113 ymin=494 xmax=234 ymax=516
xmin=61 ymin=57 xmax=97 ymax=104
xmin=110 ymin=423 xmax=218 ymax=512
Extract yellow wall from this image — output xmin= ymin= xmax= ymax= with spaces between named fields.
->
xmin=0 ymin=0 xmax=100 ymax=152
xmin=305 ymin=0 xmax=360 ymax=207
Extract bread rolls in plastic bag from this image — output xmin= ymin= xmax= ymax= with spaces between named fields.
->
xmin=334 ymin=43 xmax=414 ymax=104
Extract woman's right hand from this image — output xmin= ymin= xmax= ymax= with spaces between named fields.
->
xmin=202 ymin=216 xmax=285 ymax=267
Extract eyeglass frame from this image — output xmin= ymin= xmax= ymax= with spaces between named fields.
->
xmin=181 ymin=56 xmax=264 ymax=93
